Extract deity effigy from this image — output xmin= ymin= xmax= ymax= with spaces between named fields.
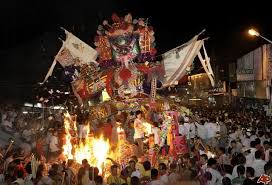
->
xmin=41 ymin=13 xmax=215 ymax=176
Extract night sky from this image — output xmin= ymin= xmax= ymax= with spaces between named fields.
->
xmin=0 ymin=0 xmax=271 ymax=103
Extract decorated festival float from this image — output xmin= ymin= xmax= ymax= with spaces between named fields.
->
xmin=41 ymin=13 xmax=215 ymax=177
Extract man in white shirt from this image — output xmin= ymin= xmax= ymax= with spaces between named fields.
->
xmin=151 ymin=122 xmax=160 ymax=146
xmin=49 ymin=131 xmax=60 ymax=158
xmin=158 ymin=163 xmax=169 ymax=185
xmin=13 ymin=170 xmax=25 ymax=185
xmin=195 ymin=119 xmax=208 ymax=143
xmin=183 ymin=117 xmax=191 ymax=140
xmin=188 ymin=119 xmax=196 ymax=139
xmin=251 ymin=150 xmax=266 ymax=177
xmin=232 ymin=153 xmax=247 ymax=178
xmin=150 ymin=169 xmax=164 ymax=185
xmin=129 ymin=160 xmax=141 ymax=178
xmin=168 ymin=163 xmax=180 ymax=184
xmin=134 ymin=111 xmax=145 ymax=156
xmin=183 ymin=117 xmax=195 ymax=140
xmin=263 ymin=141 xmax=272 ymax=162
xmin=219 ymin=120 xmax=227 ymax=136
xmin=241 ymin=132 xmax=251 ymax=148
xmin=250 ymin=131 xmax=257 ymax=142
xmin=178 ymin=121 xmax=188 ymax=138
xmin=229 ymin=130 xmax=238 ymax=141
xmin=206 ymin=158 xmax=223 ymax=185
xmin=246 ymin=141 xmax=257 ymax=166
xmin=264 ymin=132 xmax=271 ymax=143
xmin=205 ymin=119 xmax=218 ymax=148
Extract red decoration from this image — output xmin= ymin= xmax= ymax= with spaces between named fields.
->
xmin=162 ymin=147 xmax=166 ymax=156
xmin=78 ymin=81 xmax=88 ymax=99
xmin=178 ymin=75 xmax=188 ymax=85
xmin=151 ymin=150 xmax=157 ymax=167
xmin=121 ymin=23 xmax=128 ymax=30
xmin=137 ymin=64 xmax=150 ymax=74
xmin=119 ymin=68 xmax=132 ymax=81
xmin=112 ymin=13 xmax=121 ymax=23
xmin=109 ymin=28 xmax=115 ymax=33
xmin=73 ymin=80 xmax=89 ymax=100
xmin=174 ymin=136 xmax=189 ymax=154
xmin=150 ymin=48 xmax=157 ymax=55
xmin=105 ymin=70 xmax=114 ymax=97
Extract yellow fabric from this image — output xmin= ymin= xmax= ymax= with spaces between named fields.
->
xmin=136 ymin=162 xmax=145 ymax=176
xmin=167 ymin=127 xmax=172 ymax=145
xmin=142 ymin=170 xmax=151 ymax=178
xmin=81 ymin=172 xmax=89 ymax=185
xmin=107 ymin=175 xmax=125 ymax=185
xmin=127 ymin=177 xmax=131 ymax=185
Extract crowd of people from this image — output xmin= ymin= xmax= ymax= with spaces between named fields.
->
xmin=0 ymin=104 xmax=63 ymax=143
xmin=0 ymin=103 xmax=272 ymax=185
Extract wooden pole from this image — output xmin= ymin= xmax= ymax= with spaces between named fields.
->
xmin=3 ymin=139 xmax=14 ymax=158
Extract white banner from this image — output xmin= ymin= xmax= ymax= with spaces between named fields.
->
xmin=63 ymin=30 xmax=98 ymax=65
xmin=198 ymin=43 xmax=215 ymax=87
xmin=41 ymin=29 xmax=98 ymax=84
xmin=162 ymin=36 xmax=204 ymax=87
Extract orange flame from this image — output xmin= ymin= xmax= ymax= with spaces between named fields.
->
xmin=63 ymin=113 xmax=73 ymax=159
xmin=62 ymin=113 xmax=110 ymax=174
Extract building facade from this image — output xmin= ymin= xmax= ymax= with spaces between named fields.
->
xmin=236 ymin=44 xmax=272 ymax=101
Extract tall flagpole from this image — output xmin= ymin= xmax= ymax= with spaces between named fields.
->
xmin=41 ymin=43 xmax=65 ymax=84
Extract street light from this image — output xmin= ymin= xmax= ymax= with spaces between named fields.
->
xmin=248 ymin=29 xmax=259 ymax=36
xmin=248 ymin=28 xmax=272 ymax=44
